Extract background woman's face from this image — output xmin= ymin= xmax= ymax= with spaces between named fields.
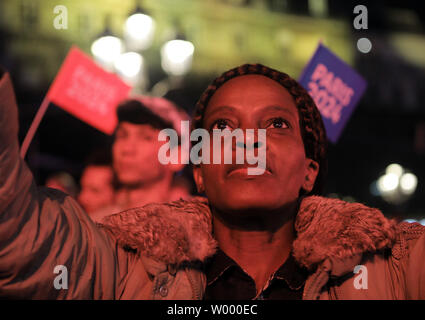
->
xmin=193 ymin=75 xmax=319 ymax=215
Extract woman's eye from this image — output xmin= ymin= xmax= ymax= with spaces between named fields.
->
xmin=211 ymin=119 xmax=231 ymax=131
xmin=267 ymin=117 xmax=289 ymax=129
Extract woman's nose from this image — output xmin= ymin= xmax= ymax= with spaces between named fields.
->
xmin=236 ymin=140 xmax=263 ymax=149
xmin=236 ymin=129 xmax=265 ymax=150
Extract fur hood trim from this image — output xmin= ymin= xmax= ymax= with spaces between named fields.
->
xmin=100 ymin=196 xmax=397 ymax=272
xmin=293 ymin=196 xmax=397 ymax=271
xmin=101 ymin=197 xmax=217 ymax=265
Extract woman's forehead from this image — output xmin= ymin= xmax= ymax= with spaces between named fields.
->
xmin=205 ymin=74 xmax=298 ymax=117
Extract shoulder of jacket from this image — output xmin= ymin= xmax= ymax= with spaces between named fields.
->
xmin=391 ymin=222 xmax=425 ymax=260
xmin=98 ymin=197 xmax=217 ymax=266
xmin=293 ymin=196 xmax=397 ymax=272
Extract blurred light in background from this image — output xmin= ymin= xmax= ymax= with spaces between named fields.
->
xmin=378 ymin=172 xmax=399 ymax=192
xmin=386 ymin=163 xmax=404 ymax=177
xmin=88 ymin=8 xmax=195 ymax=92
xmin=91 ymin=35 xmax=123 ymax=71
xmin=124 ymin=12 xmax=155 ymax=51
xmin=373 ymin=163 xmax=418 ymax=205
xmin=399 ymin=172 xmax=418 ymax=195
xmin=114 ymin=52 xmax=145 ymax=87
xmin=403 ymin=218 xmax=425 ymax=226
xmin=161 ymin=39 xmax=195 ymax=76
xmin=308 ymin=0 xmax=328 ymax=18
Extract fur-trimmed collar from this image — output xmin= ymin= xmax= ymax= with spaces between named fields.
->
xmin=100 ymin=196 xmax=396 ymax=274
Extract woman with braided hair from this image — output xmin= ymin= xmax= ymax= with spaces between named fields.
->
xmin=0 ymin=63 xmax=424 ymax=299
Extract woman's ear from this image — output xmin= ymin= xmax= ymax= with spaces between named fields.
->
xmin=192 ymin=165 xmax=205 ymax=194
xmin=302 ymin=159 xmax=319 ymax=194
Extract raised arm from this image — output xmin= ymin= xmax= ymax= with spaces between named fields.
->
xmin=0 ymin=68 xmax=131 ymax=299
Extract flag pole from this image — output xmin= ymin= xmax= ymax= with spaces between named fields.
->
xmin=20 ymin=97 xmax=50 ymax=159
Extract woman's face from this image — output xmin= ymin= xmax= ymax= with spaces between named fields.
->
xmin=193 ymin=75 xmax=319 ymax=216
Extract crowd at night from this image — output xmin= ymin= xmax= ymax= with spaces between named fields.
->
xmin=0 ymin=0 xmax=424 ymax=308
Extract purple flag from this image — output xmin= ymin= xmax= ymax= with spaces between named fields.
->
xmin=299 ymin=43 xmax=367 ymax=143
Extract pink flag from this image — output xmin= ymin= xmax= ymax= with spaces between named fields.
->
xmin=47 ymin=46 xmax=132 ymax=134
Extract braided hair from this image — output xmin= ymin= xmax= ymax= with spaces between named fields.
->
xmin=192 ymin=63 xmax=328 ymax=196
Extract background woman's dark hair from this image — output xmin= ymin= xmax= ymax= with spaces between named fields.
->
xmin=191 ymin=63 xmax=328 ymax=196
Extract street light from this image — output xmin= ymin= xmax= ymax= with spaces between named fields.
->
xmin=91 ymin=12 xmax=195 ymax=93
xmin=161 ymin=34 xmax=195 ymax=76
xmin=114 ymin=51 xmax=146 ymax=89
xmin=377 ymin=173 xmax=399 ymax=193
xmin=91 ymin=23 xmax=123 ymax=72
xmin=124 ymin=5 xmax=156 ymax=51
xmin=374 ymin=163 xmax=418 ymax=205
xmin=399 ymin=172 xmax=418 ymax=195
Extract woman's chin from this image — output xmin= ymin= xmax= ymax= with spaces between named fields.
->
xmin=214 ymin=192 xmax=286 ymax=214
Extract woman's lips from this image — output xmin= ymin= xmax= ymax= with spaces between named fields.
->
xmin=227 ymin=166 xmax=272 ymax=178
